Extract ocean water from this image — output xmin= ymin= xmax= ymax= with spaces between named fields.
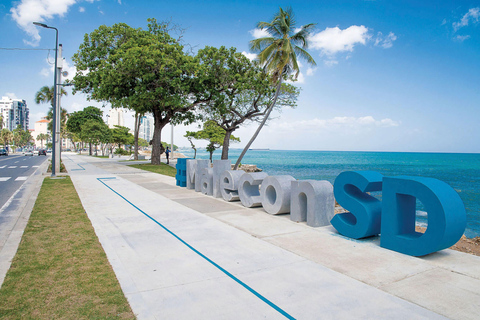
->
xmin=180 ymin=149 xmax=480 ymax=238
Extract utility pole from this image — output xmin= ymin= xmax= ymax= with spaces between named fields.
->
xmin=55 ymin=44 xmax=63 ymax=174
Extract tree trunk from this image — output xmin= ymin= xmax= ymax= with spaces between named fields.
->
xmin=151 ymin=108 xmax=168 ymax=165
xmin=221 ymin=129 xmax=233 ymax=160
xmin=134 ymin=113 xmax=141 ymax=161
xmin=89 ymin=142 xmax=92 ymax=155
xmin=234 ymin=78 xmax=283 ymax=170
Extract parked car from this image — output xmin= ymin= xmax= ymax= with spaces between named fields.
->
xmin=33 ymin=150 xmax=39 ymax=155
xmin=0 ymin=149 xmax=8 ymax=156
xmin=24 ymin=150 xmax=34 ymax=156
xmin=38 ymin=149 xmax=47 ymax=156
xmin=47 ymin=149 xmax=52 ymax=153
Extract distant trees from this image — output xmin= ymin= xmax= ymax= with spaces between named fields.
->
xmin=36 ymin=133 xmax=50 ymax=148
xmin=1 ymin=128 xmax=12 ymax=148
xmin=67 ymin=106 xmax=104 ymax=155
xmin=185 ymin=121 xmax=240 ymax=162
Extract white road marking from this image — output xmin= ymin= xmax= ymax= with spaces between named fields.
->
xmin=32 ymin=166 xmax=39 ymax=168
xmin=15 ymin=176 xmax=27 ymax=181
xmin=8 ymin=166 xmax=17 ymax=169
xmin=0 ymin=177 xmax=11 ymax=182
xmin=20 ymin=166 xmax=28 ymax=168
xmin=0 ymin=166 xmax=5 ymax=169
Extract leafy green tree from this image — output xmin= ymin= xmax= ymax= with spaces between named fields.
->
xmin=72 ymin=19 xmax=211 ymax=165
xmin=186 ymin=121 xmax=240 ymax=162
xmin=110 ymin=125 xmax=133 ymax=150
xmin=234 ymin=7 xmax=316 ymax=169
xmin=36 ymin=133 xmax=50 ymax=148
xmin=0 ymin=115 xmax=3 ymax=129
xmin=66 ymin=106 xmax=104 ymax=155
xmin=1 ymin=128 xmax=12 ymax=149
xmin=79 ymin=120 xmax=111 ymax=156
xmin=185 ymin=134 xmax=197 ymax=159
xmin=196 ymin=46 xmax=299 ymax=160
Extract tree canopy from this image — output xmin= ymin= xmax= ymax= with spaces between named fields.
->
xmin=72 ymin=18 xmax=212 ymax=165
xmin=186 ymin=121 xmax=240 ymax=162
xmin=196 ymin=46 xmax=299 ymax=159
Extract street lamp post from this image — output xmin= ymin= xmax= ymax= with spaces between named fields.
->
xmin=33 ymin=22 xmax=58 ymax=177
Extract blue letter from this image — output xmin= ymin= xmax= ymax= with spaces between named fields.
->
xmin=381 ymin=176 xmax=466 ymax=256
xmin=332 ymin=171 xmax=383 ymax=239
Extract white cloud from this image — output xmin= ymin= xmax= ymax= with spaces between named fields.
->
xmin=249 ymin=28 xmax=271 ymax=39
xmin=309 ymin=25 xmax=370 ymax=56
xmin=241 ymin=51 xmax=257 ymax=61
xmin=374 ymin=32 xmax=397 ymax=49
xmin=117 ymin=0 xmax=122 ymax=4
xmin=274 ymin=116 xmax=400 ymax=131
xmin=10 ymin=0 xmax=78 ymax=46
xmin=455 ymin=35 xmax=471 ymax=42
xmin=79 ymin=6 xmax=85 ymax=12
xmin=5 ymin=92 xmax=19 ymax=99
xmin=453 ymin=7 xmax=480 ymax=31
xmin=306 ymin=67 xmax=316 ymax=76
xmin=324 ymin=60 xmax=338 ymax=67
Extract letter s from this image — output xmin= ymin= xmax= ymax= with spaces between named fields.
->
xmin=331 ymin=171 xmax=383 ymax=239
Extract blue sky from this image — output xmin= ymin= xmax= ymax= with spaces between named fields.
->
xmin=1 ymin=0 xmax=479 ymax=153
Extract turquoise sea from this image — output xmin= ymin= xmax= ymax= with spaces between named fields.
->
xmin=180 ymin=149 xmax=480 ymax=238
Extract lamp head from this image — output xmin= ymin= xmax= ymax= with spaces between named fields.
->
xmin=33 ymin=22 xmax=48 ymax=28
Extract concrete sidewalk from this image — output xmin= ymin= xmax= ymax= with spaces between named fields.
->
xmin=63 ymin=154 xmax=480 ymax=320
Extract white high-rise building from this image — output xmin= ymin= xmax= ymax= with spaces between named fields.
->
xmin=107 ymin=108 xmax=125 ymax=128
xmin=139 ymin=115 xmax=154 ymax=142
xmin=0 ymin=96 xmax=29 ymax=131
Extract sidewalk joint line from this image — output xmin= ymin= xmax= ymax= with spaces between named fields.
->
xmin=97 ymin=177 xmax=296 ymax=320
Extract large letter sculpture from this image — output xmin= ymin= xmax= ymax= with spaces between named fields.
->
xmin=186 ymin=160 xmax=209 ymax=192
xmin=238 ymin=172 xmax=268 ymax=208
xmin=332 ymin=171 xmax=383 ymax=239
xmin=291 ymin=180 xmax=335 ymax=227
xmin=220 ymin=170 xmax=245 ymax=202
xmin=186 ymin=159 xmax=197 ymax=190
xmin=175 ymin=158 xmax=191 ymax=187
xmin=213 ymin=160 xmax=231 ymax=198
xmin=380 ymin=176 xmax=466 ymax=256
xmin=201 ymin=167 xmax=214 ymax=196
xmin=261 ymin=175 xmax=296 ymax=214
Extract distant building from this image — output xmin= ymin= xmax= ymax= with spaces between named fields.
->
xmin=139 ymin=115 xmax=154 ymax=142
xmin=107 ymin=108 xmax=125 ymax=128
xmin=0 ymin=96 xmax=29 ymax=131
xmin=31 ymin=118 xmax=51 ymax=148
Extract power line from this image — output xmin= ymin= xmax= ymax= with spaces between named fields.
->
xmin=0 ymin=47 xmax=54 ymax=51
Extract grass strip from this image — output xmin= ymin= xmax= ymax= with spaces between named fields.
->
xmin=128 ymin=163 xmax=177 ymax=177
xmin=0 ymin=177 xmax=135 ymax=319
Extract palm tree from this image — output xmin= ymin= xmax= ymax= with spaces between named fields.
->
xmin=1 ymin=128 xmax=12 ymax=149
xmin=35 ymin=85 xmax=69 ymax=135
xmin=36 ymin=133 xmax=50 ymax=148
xmin=34 ymin=85 xmax=68 ymax=106
xmin=0 ymin=114 xmax=3 ymax=129
xmin=234 ymin=7 xmax=316 ymax=169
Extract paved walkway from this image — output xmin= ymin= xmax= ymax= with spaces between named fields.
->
xmin=27 ymin=154 xmax=480 ymax=319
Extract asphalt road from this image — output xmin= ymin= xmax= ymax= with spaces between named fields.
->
xmin=0 ymin=153 xmax=48 ymax=209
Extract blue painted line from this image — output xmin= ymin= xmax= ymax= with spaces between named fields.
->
xmin=63 ymin=155 xmax=85 ymax=171
xmin=97 ymin=177 xmax=295 ymax=320
xmin=71 ymin=163 xmax=86 ymax=171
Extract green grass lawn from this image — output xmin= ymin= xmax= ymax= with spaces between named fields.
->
xmin=0 ymin=177 xmax=135 ymax=319
xmin=128 ymin=163 xmax=177 ymax=177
